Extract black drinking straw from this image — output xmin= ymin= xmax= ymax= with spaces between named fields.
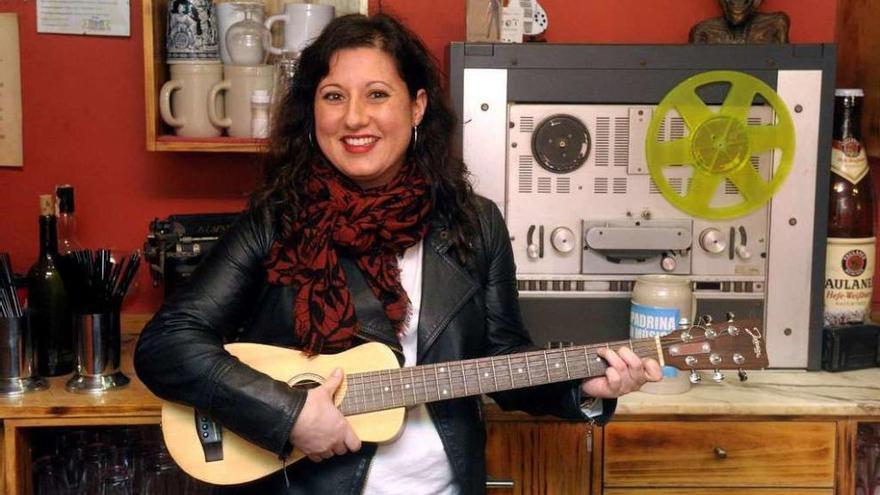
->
xmin=59 ymin=250 xmax=141 ymax=314
xmin=0 ymin=252 xmax=23 ymax=318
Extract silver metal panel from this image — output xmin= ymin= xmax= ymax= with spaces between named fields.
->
xmin=462 ymin=69 xmax=508 ymax=213
xmin=765 ymin=70 xmax=823 ymax=368
xmin=506 ymin=104 xmax=772 ymax=282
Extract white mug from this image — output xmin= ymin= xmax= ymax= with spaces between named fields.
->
xmin=160 ymin=62 xmax=224 ymax=138
xmin=208 ymin=64 xmax=275 ymax=138
xmin=264 ymin=3 xmax=334 ymax=56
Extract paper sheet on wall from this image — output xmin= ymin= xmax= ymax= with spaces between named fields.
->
xmin=36 ymin=0 xmax=130 ymax=37
xmin=0 ymin=14 xmax=23 ymax=168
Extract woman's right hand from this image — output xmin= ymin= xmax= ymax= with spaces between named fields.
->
xmin=289 ymin=368 xmax=362 ymax=462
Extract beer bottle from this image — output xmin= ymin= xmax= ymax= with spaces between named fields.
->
xmin=824 ymin=88 xmax=875 ymax=326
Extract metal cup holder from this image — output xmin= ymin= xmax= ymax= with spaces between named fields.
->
xmin=66 ymin=312 xmax=129 ymax=393
xmin=0 ymin=315 xmax=48 ymax=395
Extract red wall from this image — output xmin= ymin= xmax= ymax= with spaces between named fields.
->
xmin=0 ymin=0 xmax=838 ymax=314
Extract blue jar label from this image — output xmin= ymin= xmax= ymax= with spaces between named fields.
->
xmin=630 ymin=302 xmax=679 ymax=339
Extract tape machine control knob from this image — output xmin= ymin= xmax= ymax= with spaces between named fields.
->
xmin=550 ymin=227 xmax=576 ymax=254
xmin=735 ymin=245 xmax=752 ymax=260
xmin=699 ymin=228 xmax=727 ymax=254
xmin=661 ymin=255 xmax=677 ymax=272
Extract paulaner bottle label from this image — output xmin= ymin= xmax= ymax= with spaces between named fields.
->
xmin=831 ymin=138 xmax=868 ymax=184
xmin=824 ymin=237 xmax=875 ymax=326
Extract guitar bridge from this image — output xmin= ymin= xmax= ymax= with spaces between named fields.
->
xmin=194 ymin=410 xmax=224 ymax=462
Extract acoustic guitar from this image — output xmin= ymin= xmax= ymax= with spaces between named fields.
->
xmin=161 ymin=315 xmax=768 ymax=485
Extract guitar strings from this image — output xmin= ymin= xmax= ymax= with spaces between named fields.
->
xmin=339 ymin=329 xmax=757 ymax=413
xmin=340 ymin=341 xmax=662 ymax=412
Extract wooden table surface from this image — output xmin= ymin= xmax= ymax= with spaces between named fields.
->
xmin=0 ymin=333 xmax=160 ymax=420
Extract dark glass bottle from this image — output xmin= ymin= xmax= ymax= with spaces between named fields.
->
xmin=824 ymin=88 xmax=875 ymax=326
xmin=55 ymin=185 xmax=84 ymax=256
xmin=27 ymin=195 xmax=74 ymax=376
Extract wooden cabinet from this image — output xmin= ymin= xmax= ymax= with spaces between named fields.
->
xmin=3 ymin=416 xmax=160 ymax=494
xmin=485 ymin=414 xmax=593 ymax=494
xmin=598 ymin=418 xmax=846 ymax=495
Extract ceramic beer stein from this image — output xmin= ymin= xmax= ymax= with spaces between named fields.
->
xmin=166 ymin=0 xmax=220 ymax=62
xmin=160 ymin=62 xmax=224 ymax=138
xmin=208 ymin=64 xmax=275 ymax=137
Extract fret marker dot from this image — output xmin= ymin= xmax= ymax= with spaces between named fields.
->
xmin=555 ymin=363 xmax=560 ymax=368
xmin=517 ymin=368 xmax=523 ymax=373
xmin=384 ymin=387 xmax=390 ymax=392
xmin=483 ymin=372 xmax=489 ymax=377
xmin=442 ymin=389 xmax=448 ymax=395
xmin=440 ymin=367 xmax=445 ymax=372
xmin=405 ymin=384 xmax=410 ymax=389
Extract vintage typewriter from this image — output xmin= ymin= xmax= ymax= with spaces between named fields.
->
xmin=144 ymin=213 xmax=240 ymax=297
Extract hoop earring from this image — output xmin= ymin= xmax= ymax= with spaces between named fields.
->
xmin=411 ymin=125 xmax=419 ymax=151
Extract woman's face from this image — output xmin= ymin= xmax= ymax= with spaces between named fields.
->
xmin=314 ymin=47 xmax=427 ymax=189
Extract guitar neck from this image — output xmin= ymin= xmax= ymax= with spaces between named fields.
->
xmin=338 ymin=337 xmax=662 ymax=416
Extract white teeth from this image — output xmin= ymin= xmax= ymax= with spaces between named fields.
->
xmin=344 ymin=136 xmax=376 ymax=146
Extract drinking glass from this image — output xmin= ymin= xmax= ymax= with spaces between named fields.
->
xmin=102 ymin=464 xmax=132 ymax=495
xmin=140 ymin=451 xmax=185 ymax=495
xmin=33 ymin=455 xmax=65 ymax=495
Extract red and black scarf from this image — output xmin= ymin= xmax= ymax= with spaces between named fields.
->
xmin=264 ymin=161 xmax=432 ymax=354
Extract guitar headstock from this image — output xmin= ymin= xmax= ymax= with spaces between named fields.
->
xmin=661 ymin=313 xmax=768 ymax=383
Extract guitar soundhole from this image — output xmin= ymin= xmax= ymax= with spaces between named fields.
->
xmin=291 ymin=380 xmax=321 ymax=391
xmin=287 ymin=373 xmax=325 ymax=390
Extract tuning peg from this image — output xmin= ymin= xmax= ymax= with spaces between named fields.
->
xmin=689 ymin=370 xmax=702 ymax=384
xmin=726 ymin=312 xmax=735 ymax=322
xmin=712 ymin=369 xmax=725 ymax=382
xmin=677 ymin=317 xmax=691 ymax=330
xmin=700 ymin=315 xmax=713 ymax=325
xmin=737 ymin=369 xmax=748 ymax=382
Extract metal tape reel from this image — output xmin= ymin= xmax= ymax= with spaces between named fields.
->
xmin=531 ymin=114 xmax=591 ymax=173
xmin=645 ymin=70 xmax=796 ymax=220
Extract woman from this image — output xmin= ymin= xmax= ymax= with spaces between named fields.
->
xmin=135 ymin=13 xmax=661 ymax=495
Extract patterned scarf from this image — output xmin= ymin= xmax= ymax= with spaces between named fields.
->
xmin=264 ymin=160 xmax=432 ymax=354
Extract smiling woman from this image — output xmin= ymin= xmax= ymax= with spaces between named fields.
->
xmin=134 ymin=13 xmax=660 ymax=495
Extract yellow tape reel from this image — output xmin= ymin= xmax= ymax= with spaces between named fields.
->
xmin=645 ymin=71 xmax=796 ymax=220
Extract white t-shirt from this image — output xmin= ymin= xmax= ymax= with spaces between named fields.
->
xmin=360 ymin=240 xmax=603 ymax=494
xmin=362 ymin=240 xmax=459 ymax=495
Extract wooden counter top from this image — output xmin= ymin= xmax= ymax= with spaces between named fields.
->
xmin=616 ymin=368 xmax=880 ymax=417
xmin=2 ymin=324 xmax=878 ymax=421
xmin=0 ymin=334 xmax=160 ymax=420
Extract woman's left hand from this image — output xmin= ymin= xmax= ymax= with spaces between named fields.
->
xmin=580 ymin=346 xmax=663 ymax=399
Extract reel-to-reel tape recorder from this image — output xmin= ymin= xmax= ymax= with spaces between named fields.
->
xmin=450 ymin=43 xmax=836 ymax=368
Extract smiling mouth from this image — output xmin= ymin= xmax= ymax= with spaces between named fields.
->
xmin=343 ymin=136 xmax=378 ymax=146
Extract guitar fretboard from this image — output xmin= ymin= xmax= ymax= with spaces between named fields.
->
xmin=338 ymin=337 xmax=661 ymax=415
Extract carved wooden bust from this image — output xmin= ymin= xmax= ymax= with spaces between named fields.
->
xmin=690 ymin=0 xmax=790 ymax=44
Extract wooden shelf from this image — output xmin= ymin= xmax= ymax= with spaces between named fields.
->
xmin=142 ymin=0 xmax=367 ymax=153
xmin=155 ymin=136 xmax=269 ymax=153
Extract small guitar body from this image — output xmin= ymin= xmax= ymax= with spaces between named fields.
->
xmin=161 ymin=342 xmax=405 ymax=486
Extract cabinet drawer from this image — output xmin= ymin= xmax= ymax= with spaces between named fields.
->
xmin=605 ymin=489 xmax=833 ymax=495
xmin=603 ymin=421 xmax=835 ymax=487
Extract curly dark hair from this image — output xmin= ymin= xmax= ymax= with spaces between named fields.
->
xmin=251 ymin=13 xmax=479 ymax=264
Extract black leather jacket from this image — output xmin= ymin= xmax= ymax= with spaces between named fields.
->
xmin=135 ymin=196 xmax=614 ymax=494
